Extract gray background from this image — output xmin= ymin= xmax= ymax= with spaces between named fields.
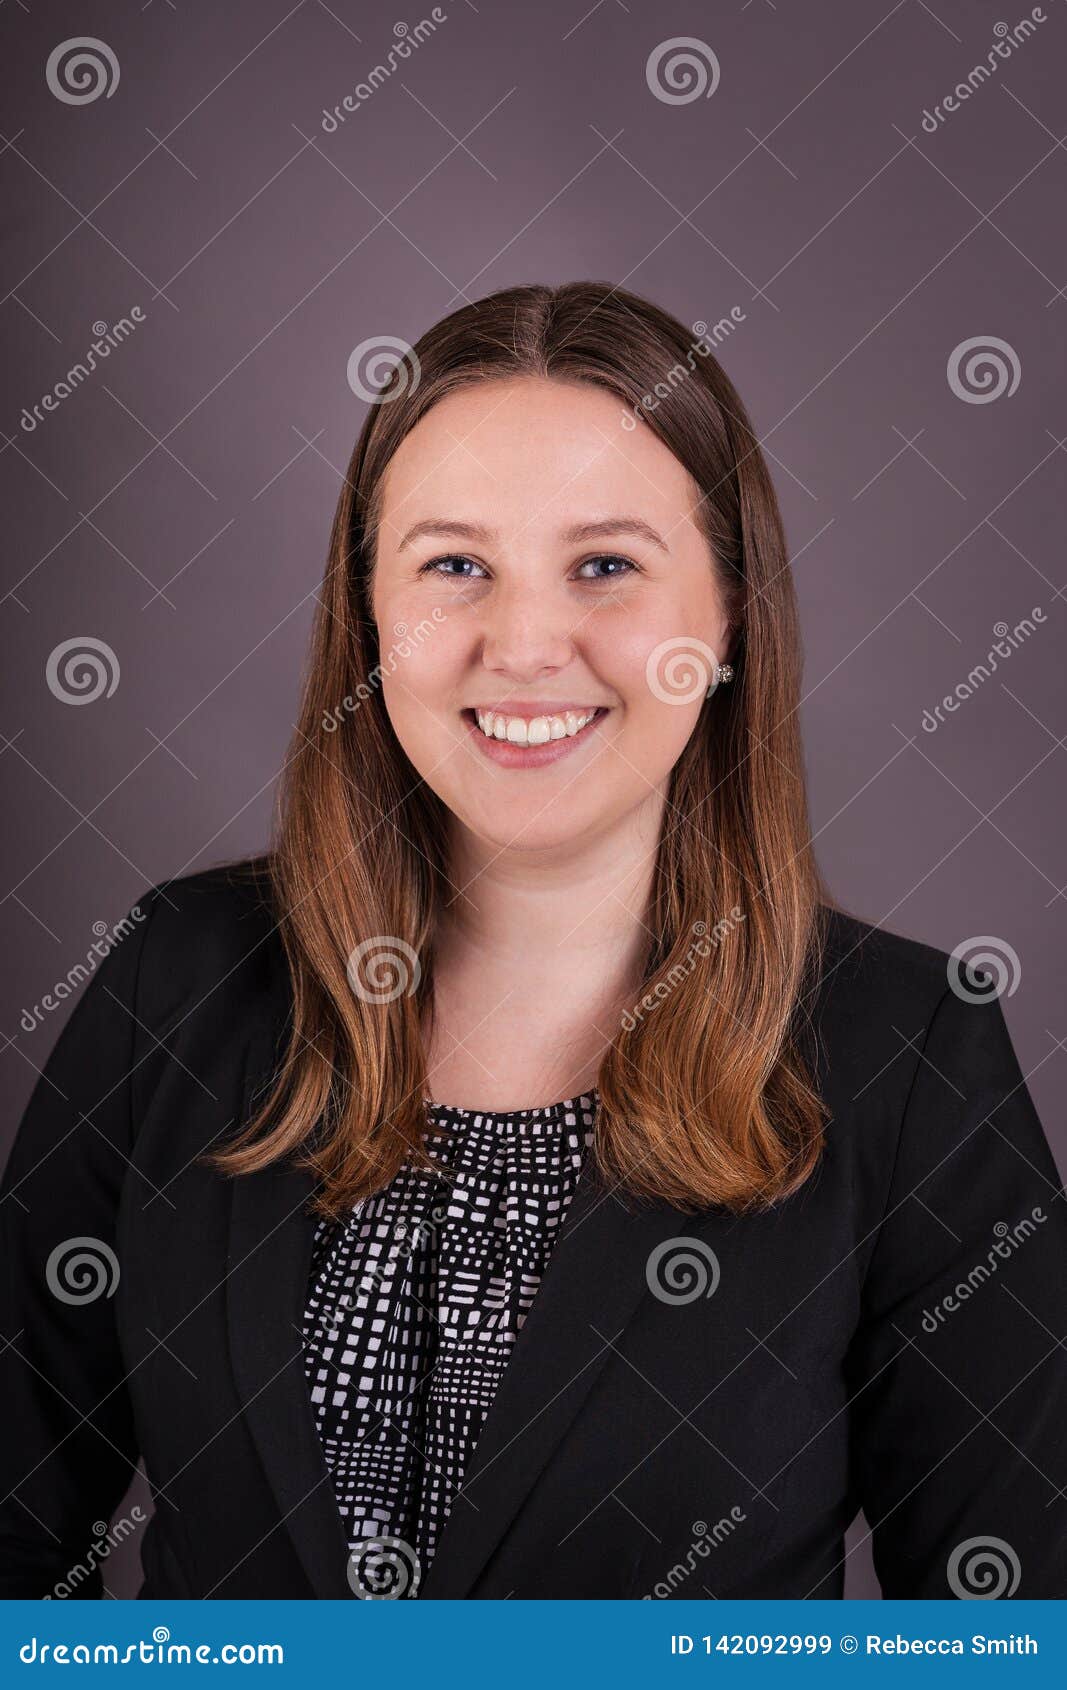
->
xmin=2 ymin=0 xmax=1064 ymax=1601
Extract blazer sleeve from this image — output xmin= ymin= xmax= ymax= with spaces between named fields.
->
xmin=845 ymin=983 xmax=1067 ymax=1598
xmin=0 ymin=886 xmax=162 ymax=1597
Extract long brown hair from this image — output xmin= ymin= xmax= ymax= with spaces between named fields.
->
xmin=208 ymin=281 xmax=833 ymax=1218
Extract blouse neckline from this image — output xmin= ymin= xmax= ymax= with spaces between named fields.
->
xmin=424 ymin=1089 xmax=598 ymax=1125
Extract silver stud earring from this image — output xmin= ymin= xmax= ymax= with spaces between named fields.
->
xmin=715 ymin=663 xmax=735 ymax=684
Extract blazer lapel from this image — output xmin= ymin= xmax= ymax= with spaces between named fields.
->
xmin=225 ymin=976 xmax=700 ymax=1600
xmin=224 ymin=1016 xmax=354 ymax=1599
xmin=417 ymin=1167 xmax=697 ymax=1598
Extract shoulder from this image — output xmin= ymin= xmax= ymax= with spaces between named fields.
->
xmin=147 ymin=855 xmax=279 ymax=944
xmin=807 ymin=901 xmax=961 ymax=1082
xmin=816 ymin=901 xmax=955 ymax=1008
xmin=131 ymin=856 xmax=287 ymax=1020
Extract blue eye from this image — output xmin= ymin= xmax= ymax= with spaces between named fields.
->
xmin=417 ymin=553 xmax=638 ymax=581
xmin=575 ymin=554 xmax=637 ymax=580
xmin=419 ymin=554 xmax=488 ymax=579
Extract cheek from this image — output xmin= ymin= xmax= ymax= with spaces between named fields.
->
xmin=621 ymin=692 xmax=703 ymax=782
xmin=591 ymin=604 xmax=718 ymax=710
xmin=378 ymin=623 xmax=466 ymax=737
xmin=591 ymin=615 xmax=708 ymax=772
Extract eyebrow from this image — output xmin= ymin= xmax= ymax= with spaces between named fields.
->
xmin=395 ymin=516 xmax=670 ymax=554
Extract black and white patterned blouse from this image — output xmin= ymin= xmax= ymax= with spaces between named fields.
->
xmin=301 ymin=1090 xmax=598 ymax=1598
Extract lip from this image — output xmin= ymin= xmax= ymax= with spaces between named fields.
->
xmin=462 ymin=706 xmax=610 ymax=768
xmin=467 ymin=702 xmax=607 ymax=716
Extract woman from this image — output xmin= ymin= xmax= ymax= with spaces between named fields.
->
xmin=2 ymin=282 xmax=1065 ymax=1602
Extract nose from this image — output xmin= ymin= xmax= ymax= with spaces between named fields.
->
xmin=478 ymin=580 xmax=577 ymax=681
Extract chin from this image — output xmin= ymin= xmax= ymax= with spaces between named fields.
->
xmin=456 ymin=794 xmax=618 ymax=857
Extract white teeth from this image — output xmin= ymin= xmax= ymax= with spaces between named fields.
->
xmin=473 ymin=708 xmax=599 ymax=745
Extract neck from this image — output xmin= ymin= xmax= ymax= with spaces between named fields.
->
xmin=436 ymin=795 xmax=665 ymax=990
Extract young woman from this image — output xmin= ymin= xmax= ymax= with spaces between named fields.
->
xmin=3 ymin=282 xmax=1065 ymax=1602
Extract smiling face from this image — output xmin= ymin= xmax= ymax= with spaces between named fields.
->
xmin=368 ymin=375 xmax=732 ymax=855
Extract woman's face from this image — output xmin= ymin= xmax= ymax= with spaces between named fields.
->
xmin=369 ymin=375 xmax=731 ymax=855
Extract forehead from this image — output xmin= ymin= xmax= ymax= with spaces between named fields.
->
xmin=375 ymin=375 xmax=703 ymax=544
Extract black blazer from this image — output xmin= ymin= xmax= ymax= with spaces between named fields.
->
xmin=3 ymin=865 xmax=1066 ymax=1600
